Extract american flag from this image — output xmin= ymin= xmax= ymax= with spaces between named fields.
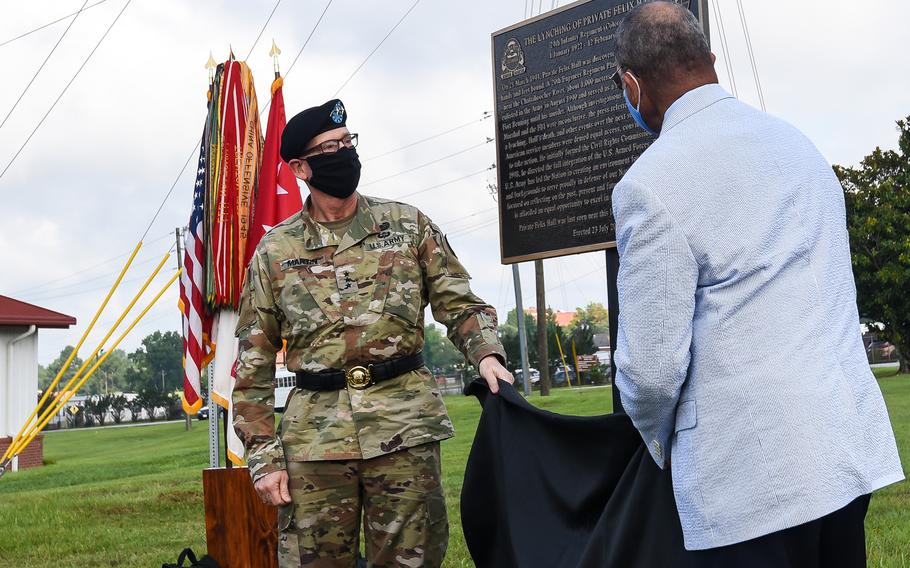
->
xmin=179 ymin=131 xmax=211 ymax=414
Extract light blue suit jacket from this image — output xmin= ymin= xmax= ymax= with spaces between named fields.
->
xmin=612 ymin=84 xmax=904 ymax=550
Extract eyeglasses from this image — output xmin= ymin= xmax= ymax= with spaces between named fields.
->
xmin=300 ymin=133 xmax=359 ymax=159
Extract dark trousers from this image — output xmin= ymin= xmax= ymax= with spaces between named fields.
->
xmin=683 ymin=494 xmax=871 ymax=567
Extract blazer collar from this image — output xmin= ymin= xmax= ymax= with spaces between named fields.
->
xmin=661 ymin=83 xmax=734 ymax=134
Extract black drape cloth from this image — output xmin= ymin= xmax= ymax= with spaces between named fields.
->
xmin=460 ymin=379 xmax=691 ymax=568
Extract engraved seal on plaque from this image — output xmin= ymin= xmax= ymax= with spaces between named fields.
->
xmin=500 ymin=38 xmax=526 ymax=79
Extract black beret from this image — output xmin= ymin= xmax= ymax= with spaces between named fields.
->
xmin=280 ymin=99 xmax=348 ymax=162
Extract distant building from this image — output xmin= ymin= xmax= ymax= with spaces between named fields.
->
xmin=0 ymin=295 xmax=76 ymax=472
xmin=525 ymin=307 xmax=577 ymax=327
xmin=592 ymin=333 xmax=612 ymax=366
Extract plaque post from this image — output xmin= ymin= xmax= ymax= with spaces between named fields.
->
xmin=511 ymin=264 xmax=532 ymax=396
xmin=605 ymin=248 xmax=623 ymax=415
xmin=535 ymin=260 xmax=551 ymax=396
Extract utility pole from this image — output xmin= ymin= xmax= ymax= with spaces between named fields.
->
xmin=161 ymin=369 xmax=166 ymax=391
xmin=511 ymin=264 xmax=532 ymax=397
xmin=535 ymin=260 xmax=551 ymax=396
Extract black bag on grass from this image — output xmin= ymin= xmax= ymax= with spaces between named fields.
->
xmin=162 ymin=548 xmax=221 ymax=568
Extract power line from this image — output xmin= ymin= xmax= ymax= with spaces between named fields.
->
xmin=710 ymin=0 xmax=738 ymax=97
xmin=256 ymin=0 xmax=334 ymax=119
xmin=360 ymin=139 xmax=493 ymax=188
xmin=243 ymin=0 xmax=282 ymax=61
xmin=449 ymin=217 xmax=498 ymax=238
xmin=393 ymin=165 xmax=495 ymax=199
xmin=436 ymin=206 xmax=497 ymax=228
xmin=6 ymin=230 xmax=174 ymax=297
xmin=21 ymin=254 xmax=169 ymax=302
xmin=362 ymin=113 xmax=491 ymax=162
xmin=735 ymin=0 xmax=766 ymax=111
xmin=333 ymin=0 xmax=422 ymax=97
xmin=140 ymin=143 xmax=198 ymax=241
xmin=141 ymin=0 xmax=290 ymax=241
xmin=446 ymin=214 xmax=498 ymax=236
xmin=0 ymin=0 xmax=89 ymax=133
xmin=0 ymin=0 xmax=133 ymax=183
xmin=152 ymin=0 xmax=333 ymax=235
xmin=285 ymin=0 xmax=334 ymax=77
xmin=0 ymin=0 xmax=109 ymax=48
xmin=545 ymin=265 xmax=605 ymax=294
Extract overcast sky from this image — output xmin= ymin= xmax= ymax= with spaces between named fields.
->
xmin=1 ymin=0 xmax=908 ymax=365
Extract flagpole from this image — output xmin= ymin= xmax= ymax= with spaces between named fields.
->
xmin=270 ymin=39 xmax=281 ymax=79
xmin=204 ymin=52 xmax=220 ymax=468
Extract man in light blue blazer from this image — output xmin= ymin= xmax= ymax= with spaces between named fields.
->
xmin=610 ymin=2 xmax=904 ymax=563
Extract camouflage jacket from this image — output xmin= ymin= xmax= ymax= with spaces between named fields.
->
xmin=233 ymin=194 xmax=505 ymax=481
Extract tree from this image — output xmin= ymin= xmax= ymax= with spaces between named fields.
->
xmin=500 ymin=309 xmax=538 ymax=373
xmin=128 ymin=331 xmax=183 ymax=391
xmin=163 ymin=392 xmax=183 ymax=420
xmin=88 ymin=349 xmax=132 ymax=395
xmin=38 ymin=365 xmax=49 ymax=390
xmin=84 ymin=395 xmax=111 ymax=426
xmin=835 ymin=115 xmax=910 ymax=373
xmin=136 ymin=388 xmax=162 ymax=421
xmin=109 ymin=394 xmax=129 ymax=424
xmin=567 ymin=302 xmax=609 ymax=357
xmin=44 ymin=346 xmax=84 ymax=390
xmin=499 ymin=308 xmax=578 ymax=387
xmin=127 ymin=396 xmax=145 ymax=422
xmin=423 ymin=324 xmax=465 ymax=372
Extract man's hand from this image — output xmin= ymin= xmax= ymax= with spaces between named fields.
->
xmin=478 ymin=355 xmax=513 ymax=394
xmin=254 ymin=470 xmax=292 ymax=506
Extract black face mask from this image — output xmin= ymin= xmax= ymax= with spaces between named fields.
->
xmin=306 ymin=148 xmax=362 ymax=199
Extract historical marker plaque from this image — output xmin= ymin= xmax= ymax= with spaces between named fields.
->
xmin=493 ymin=0 xmax=707 ymax=263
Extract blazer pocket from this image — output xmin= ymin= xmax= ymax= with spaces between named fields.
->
xmin=675 ymin=400 xmax=697 ymax=432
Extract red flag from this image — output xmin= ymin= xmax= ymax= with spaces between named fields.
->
xmin=245 ymin=76 xmax=303 ymax=266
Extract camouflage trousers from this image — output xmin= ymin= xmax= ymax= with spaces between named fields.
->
xmin=278 ymin=442 xmax=448 ymax=568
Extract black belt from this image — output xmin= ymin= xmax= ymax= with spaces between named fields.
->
xmin=295 ymin=352 xmax=425 ymax=391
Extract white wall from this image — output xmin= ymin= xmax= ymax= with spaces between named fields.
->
xmin=0 ymin=327 xmax=39 ymax=439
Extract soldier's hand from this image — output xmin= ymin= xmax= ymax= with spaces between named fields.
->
xmin=254 ymin=470 xmax=292 ymax=506
xmin=478 ymin=355 xmax=513 ymax=394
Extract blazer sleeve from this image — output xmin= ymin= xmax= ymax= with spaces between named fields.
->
xmin=612 ymin=178 xmax=698 ymax=469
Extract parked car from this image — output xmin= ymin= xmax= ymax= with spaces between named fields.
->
xmin=513 ymin=367 xmax=540 ymax=389
xmin=196 ymin=407 xmax=210 ymax=420
xmin=552 ymin=367 xmax=577 ymax=386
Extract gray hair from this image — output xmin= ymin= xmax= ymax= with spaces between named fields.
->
xmin=615 ymin=1 xmax=712 ymax=82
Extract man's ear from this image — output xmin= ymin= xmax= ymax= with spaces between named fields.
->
xmin=621 ymin=72 xmax=640 ymax=107
xmin=710 ymin=52 xmax=717 ymax=65
xmin=287 ymin=159 xmax=311 ymax=182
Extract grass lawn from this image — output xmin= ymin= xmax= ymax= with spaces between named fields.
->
xmin=0 ymin=377 xmax=907 ymax=567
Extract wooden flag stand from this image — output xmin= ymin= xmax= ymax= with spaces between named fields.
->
xmin=203 ymin=467 xmax=278 ymax=568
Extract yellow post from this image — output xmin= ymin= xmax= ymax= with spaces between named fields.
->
xmin=10 ymin=271 xmax=182 ymax=459
xmin=555 ymin=332 xmax=573 ymax=387
xmin=1 ymin=241 xmax=143 ymax=463
xmin=8 ymin=251 xmax=171 ymax=458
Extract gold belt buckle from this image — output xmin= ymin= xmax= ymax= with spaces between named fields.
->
xmin=345 ymin=365 xmax=373 ymax=390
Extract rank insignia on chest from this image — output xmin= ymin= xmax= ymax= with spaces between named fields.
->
xmin=280 ymin=257 xmax=321 ymax=271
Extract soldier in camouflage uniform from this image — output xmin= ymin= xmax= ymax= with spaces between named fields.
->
xmin=233 ymin=99 xmax=512 ymax=568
